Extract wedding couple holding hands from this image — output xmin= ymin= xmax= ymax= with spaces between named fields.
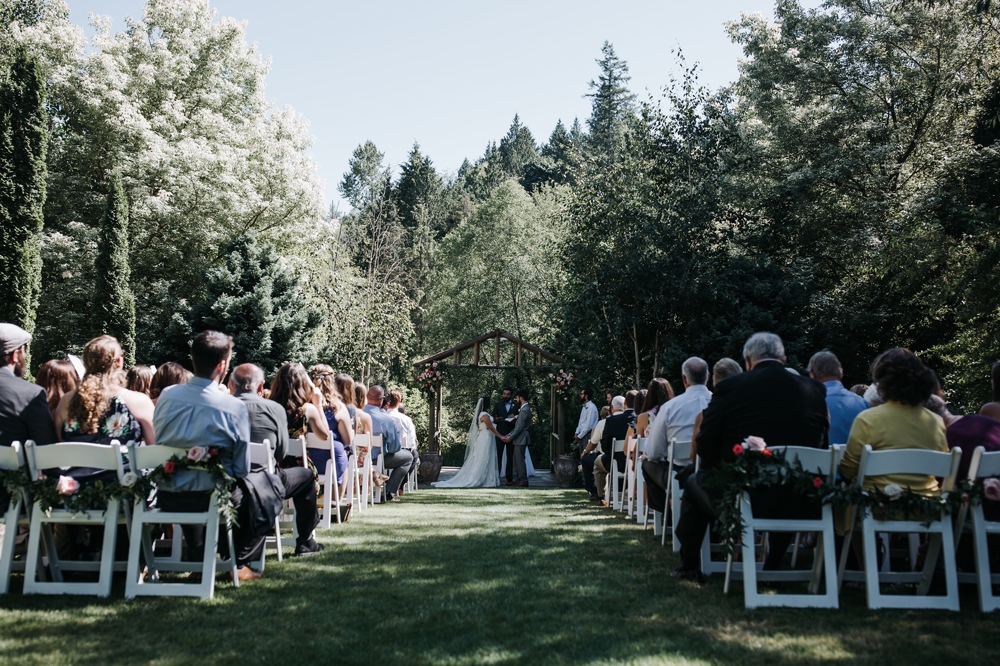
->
xmin=433 ymin=388 xmax=532 ymax=489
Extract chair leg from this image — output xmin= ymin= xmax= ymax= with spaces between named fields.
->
xmin=40 ymin=522 xmax=63 ymax=583
xmin=96 ymin=501 xmax=119 ymax=598
xmin=0 ymin=503 xmax=20 ymax=594
xmin=916 ymin=533 xmax=942 ymax=596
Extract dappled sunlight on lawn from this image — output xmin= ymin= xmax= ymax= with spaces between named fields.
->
xmin=1 ymin=488 xmax=999 ymax=665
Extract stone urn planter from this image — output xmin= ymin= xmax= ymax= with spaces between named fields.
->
xmin=553 ymin=455 xmax=579 ymax=488
xmin=418 ymin=452 xmax=443 ymax=484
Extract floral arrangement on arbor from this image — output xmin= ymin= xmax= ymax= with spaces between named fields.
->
xmin=549 ymin=369 xmax=578 ymax=401
xmin=6 ymin=446 xmax=236 ymax=525
xmin=416 ymin=362 xmax=448 ymax=394
xmin=707 ymin=436 xmax=990 ymax=555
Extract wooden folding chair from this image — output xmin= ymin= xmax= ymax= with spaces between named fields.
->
xmin=953 ymin=446 xmax=1000 ymax=612
xmin=124 ymin=443 xmax=239 ymax=600
xmin=23 ymin=441 xmax=127 ymax=597
xmin=837 ymin=445 xmax=962 ymax=611
xmin=723 ymin=446 xmax=840 ymax=608
xmin=0 ymin=442 xmax=29 ymax=594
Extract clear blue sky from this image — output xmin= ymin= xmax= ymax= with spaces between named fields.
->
xmin=70 ymin=1 xmax=818 ymax=210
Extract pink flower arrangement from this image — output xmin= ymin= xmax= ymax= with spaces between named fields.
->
xmin=984 ymin=478 xmax=1000 ymax=501
xmin=744 ymin=436 xmax=768 ymax=452
xmin=55 ymin=475 xmax=79 ymax=496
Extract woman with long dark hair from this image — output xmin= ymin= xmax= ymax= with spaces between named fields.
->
xmin=149 ymin=362 xmax=193 ymax=403
xmin=35 ymin=360 xmax=78 ymax=420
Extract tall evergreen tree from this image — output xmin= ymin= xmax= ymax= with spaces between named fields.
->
xmin=93 ymin=171 xmax=136 ymax=365
xmin=0 ymin=47 xmax=47 ymax=355
xmin=182 ymin=232 xmax=322 ymax=374
xmin=585 ymin=42 xmax=636 ymax=161
xmin=498 ymin=114 xmax=538 ymax=177
xmin=396 ymin=142 xmax=442 ymax=230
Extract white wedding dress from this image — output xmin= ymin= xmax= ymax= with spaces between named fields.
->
xmin=433 ymin=401 xmax=500 ymax=489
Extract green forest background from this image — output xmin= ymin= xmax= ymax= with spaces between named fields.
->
xmin=2 ymin=0 xmax=1000 ymax=466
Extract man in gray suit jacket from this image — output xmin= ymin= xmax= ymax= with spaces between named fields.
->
xmin=503 ymin=390 xmax=531 ymax=487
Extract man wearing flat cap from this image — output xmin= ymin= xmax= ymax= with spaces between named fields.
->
xmin=0 ymin=323 xmax=58 ymax=449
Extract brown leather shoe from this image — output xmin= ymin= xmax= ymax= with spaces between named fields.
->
xmin=227 ymin=566 xmax=263 ymax=582
xmin=513 ymin=481 xmax=529 ymax=487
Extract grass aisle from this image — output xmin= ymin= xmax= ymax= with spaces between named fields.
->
xmin=1 ymin=488 xmax=998 ymax=665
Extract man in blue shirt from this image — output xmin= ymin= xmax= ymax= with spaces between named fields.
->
xmin=361 ymin=384 xmax=412 ymax=502
xmin=153 ymin=331 xmax=263 ymax=581
xmin=808 ymin=351 xmax=869 ymax=445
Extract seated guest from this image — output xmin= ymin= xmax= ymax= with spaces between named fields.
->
xmin=840 ymin=348 xmax=947 ymax=496
xmin=269 ymin=363 xmax=331 ymax=460
xmin=351 ymin=382 xmax=374 ymax=434
xmin=126 ymin=365 xmax=155 ymax=396
xmin=334 ymin=374 xmax=363 ymax=433
xmin=595 ymin=395 xmax=635 ymax=501
xmin=363 ymin=384 xmax=413 ymax=502
xmin=635 ymin=379 xmax=673 ymax=438
xmin=849 ymin=384 xmax=869 ymax=398
xmin=674 ymin=333 xmax=829 ymax=581
xmin=690 ymin=358 xmax=742 ymax=455
xmin=979 ymin=361 xmax=1000 ymax=422
xmin=385 ymin=389 xmax=419 ymax=489
xmin=642 ymin=358 xmax=711 ymax=518
xmin=808 ymin=351 xmax=869 ymax=445
xmin=35 ymin=359 xmax=78 ymax=420
xmin=150 ymin=361 xmax=192 ymax=404
xmin=154 ymin=331 xmax=310 ymax=582
xmin=945 ymin=411 xmax=1000 ymax=480
xmin=308 ymin=364 xmax=354 ymax=491
xmin=55 ymin=336 xmax=155 ymax=472
xmin=581 ymin=402 xmax=618 ymax=501
xmin=229 ymin=363 xmax=324 ymax=550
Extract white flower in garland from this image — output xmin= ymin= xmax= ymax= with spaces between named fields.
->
xmin=882 ymin=483 xmax=904 ymax=499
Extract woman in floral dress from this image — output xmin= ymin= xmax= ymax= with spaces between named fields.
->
xmin=54 ymin=335 xmax=155 ymax=484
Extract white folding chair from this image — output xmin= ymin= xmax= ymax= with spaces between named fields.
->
xmin=353 ymin=433 xmax=371 ymax=513
xmin=248 ymin=440 xmax=283 ymax=566
xmin=954 ymin=447 xmax=1000 ymax=612
xmin=23 ymin=441 xmax=127 ymax=597
xmin=837 ymin=445 xmax=962 ymax=611
xmin=662 ymin=439 xmax=693 ymax=550
xmin=278 ymin=436 xmax=309 ymax=548
xmin=306 ymin=432 xmax=343 ymax=528
xmin=0 ymin=442 xmax=29 ymax=594
xmin=723 ymin=446 xmax=840 ymax=608
xmin=604 ymin=439 xmax=626 ymax=511
xmin=371 ymin=434 xmax=385 ymax=505
xmin=124 ymin=443 xmax=239 ymax=600
xmin=627 ymin=438 xmax=648 ymax=521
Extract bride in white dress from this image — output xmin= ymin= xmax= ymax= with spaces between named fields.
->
xmin=433 ymin=397 xmax=501 ymax=488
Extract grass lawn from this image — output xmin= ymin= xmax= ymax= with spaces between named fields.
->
xmin=1 ymin=487 xmax=998 ymax=665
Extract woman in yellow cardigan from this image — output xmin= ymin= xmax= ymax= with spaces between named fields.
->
xmin=839 ymin=348 xmax=947 ymax=496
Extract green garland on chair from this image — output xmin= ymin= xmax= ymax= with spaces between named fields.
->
xmin=705 ymin=444 xmax=986 ymax=556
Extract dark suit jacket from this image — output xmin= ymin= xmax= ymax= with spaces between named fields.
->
xmin=493 ymin=399 xmax=518 ymax=437
xmin=0 ymin=367 xmax=57 ymax=447
xmin=600 ymin=409 xmax=634 ymax=472
xmin=236 ymin=392 xmax=289 ymax=460
xmin=696 ymin=360 xmax=829 ymax=470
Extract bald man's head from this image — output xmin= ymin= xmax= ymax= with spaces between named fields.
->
xmin=229 ymin=363 xmax=265 ymax=395
xmin=367 ymin=384 xmax=384 ymax=406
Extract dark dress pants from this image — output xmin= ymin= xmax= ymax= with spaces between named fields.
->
xmin=383 ymin=449 xmax=414 ymax=496
xmin=581 ymin=452 xmax=600 ymax=495
xmin=157 ymin=482 xmax=264 ymax=568
xmin=641 ymin=459 xmax=672 ymax=514
xmin=496 ymin=436 xmax=514 ymax=481
xmin=276 ymin=466 xmax=319 ymax=545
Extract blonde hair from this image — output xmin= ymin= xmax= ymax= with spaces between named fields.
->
xmin=67 ymin=336 xmax=125 ymax=434
xmin=309 ymin=364 xmax=344 ymax=411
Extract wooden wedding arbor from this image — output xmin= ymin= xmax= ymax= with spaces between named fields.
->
xmin=413 ymin=330 xmax=574 ymax=466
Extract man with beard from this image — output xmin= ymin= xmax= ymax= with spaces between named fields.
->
xmin=0 ymin=323 xmax=58 ymax=448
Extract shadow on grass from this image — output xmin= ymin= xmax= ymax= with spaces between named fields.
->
xmin=1 ymin=488 xmax=998 ymax=665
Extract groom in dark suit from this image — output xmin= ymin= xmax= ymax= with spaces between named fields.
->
xmin=492 ymin=387 xmax=518 ymax=483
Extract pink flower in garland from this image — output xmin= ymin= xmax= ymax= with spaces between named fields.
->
xmin=55 ymin=475 xmax=79 ymax=496
xmin=813 ymin=476 xmax=823 ymax=489
xmin=732 ymin=444 xmax=744 ymax=455
xmin=984 ymin=478 xmax=1000 ymax=501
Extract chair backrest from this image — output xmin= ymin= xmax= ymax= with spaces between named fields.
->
xmin=857 ymin=445 xmax=962 ymax=492
xmin=0 ymin=441 xmax=24 ymax=472
xmin=770 ymin=446 xmax=837 ymax=479
xmin=670 ymin=439 xmax=693 ymax=463
xmin=635 ymin=437 xmax=647 ymax=454
xmin=26 ymin=441 xmax=126 ymax=480
xmin=354 ymin=433 xmax=371 ymax=449
xmin=248 ymin=440 xmax=275 ymax=472
xmin=305 ymin=432 xmax=332 ymax=451
xmin=612 ymin=438 xmax=625 ymax=453
xmin=285 ymin=435 xmax=307 ymax=458
xmin=128 ymin=443 xmax=196 ymax=471
xmin=968 ymin=447 xmax=1000 ymax=481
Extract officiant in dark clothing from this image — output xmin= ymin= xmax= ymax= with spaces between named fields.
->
xmin=493 ymin=388 xmax=518 ymax=482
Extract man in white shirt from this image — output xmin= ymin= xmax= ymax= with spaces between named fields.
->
xmin=385 ymin=390 xmax=420 ymax=491
xmin=574 ymin=388 xmax=599 ymax=452
xmin=580 ymin=398 xmax=623 ymax=501
xmin=642 ymin=357 xmax=711 ymax=516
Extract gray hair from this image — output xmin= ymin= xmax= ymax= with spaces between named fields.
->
xmin=923 ymin=394 xmax=950 ymax=419
xmin=713 ymin=358 xmax=743 ymax=385
xmin=611 ymin=395 xmax=626 ymax=411
xmin=743 ymin=332 xmax=786 ymax=364
xmin=230 ymin=363 xmax=265 ymax=393
xmin=681 ymin=357 xmax=709 ymax=385
xmin=864 ymin=383 xmax=883 ymax=407
xmin=808 ymin=351 xmax=843 ymax=380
